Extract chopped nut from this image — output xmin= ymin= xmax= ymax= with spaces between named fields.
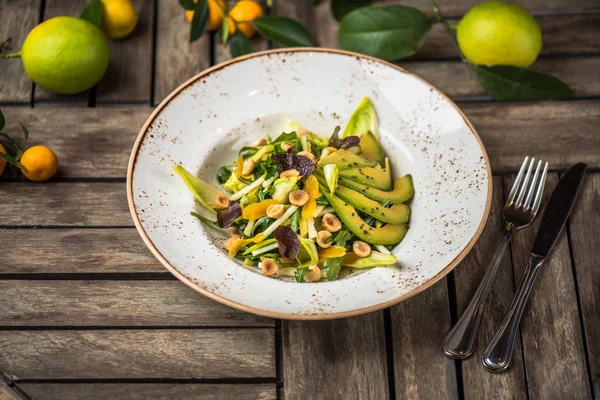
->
xmin=280 ymin=141 xmax=294 ymax=151
xmin=261 ymin=258 xmax=278 ymax=276
xmin=297 ymin=128 xmax=310 ymax=137
xmin=324 ymin=146 xmax=338 ymax=153
xmin=224 ymin=237 xmax=238 ymax=251
xmin=242 ymin=159 xmax=255 ymax=175
xmin=297 ymin=151 xmax=316 ymax=164
xmin=228 ymin=227 xmax=241 ymax=238
xmin=316 ymin=230 xmax=333 ymax=248
xmin=353 ymin=241 xmax=372 ymax=258
xmin=214 ymin=192 xmax=229 ymax=209
xmin=280 ymin=169 xmax=300 ymax=178
xmin=266 ymin=204 xmax=285 ymax=218
xmin=305 ymin=265 xmax=321 ymax=282
xmin=289 ymin=189 xmax=310 ymax=207
xmin=321 ymin=213 xmax=342 ymax=232
xmin=251 ymin=138 xmax=267 ymax=148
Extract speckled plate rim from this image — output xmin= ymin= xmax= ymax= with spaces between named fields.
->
xmin=127 ymin=47 xmax=493 ymax=320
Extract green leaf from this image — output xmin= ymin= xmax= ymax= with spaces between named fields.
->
xmin=230 ymin=30 xmax=253 ymax=58
xmin=221 ymin=15 xmax=230 ymax=44
xmin=325 ymin=257 xmax=343 ymax=281
xmin=0 ymin=109 xmax=4 ymax=131
xmin=331 ymin=0 xmax=370 ymax=21
xmin=190 ymin=0 xmax=209 ymax=43
xmin=19 ymin=122 xmax=29 ymax=148
xmin=294 ymin=267 xmax=310 ymax=282
xmin=253 ymin=16 xmax=315 ymax=47
xmin=179 ymin=0 xmax=196 ymax=10
xmin=0 ymin=152 xmax=27 ymax=173
xmin=476 ymin=66 xmax=575 ymax=101
xmin=338 ymin=5 xmax=432 ymax=61
xmin=80 ymin=0 xmax=103 ymax=27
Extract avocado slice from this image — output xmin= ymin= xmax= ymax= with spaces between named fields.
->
xmin=338 ymin=157 xmax=392 ymax=190
xmin=317 ymin=149 xmax=378 ymax=170
xmin=335 ymin=186 xmax=410 ymax=224
xmin=359 ymin=131 xmax=384 ymax=165
xmin=321 ymin=190 xmax=407 ymax=245
xmin=338 ymin=174 xmax=414 ymax=204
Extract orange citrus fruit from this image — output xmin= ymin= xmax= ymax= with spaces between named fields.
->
xmin=186 ymin=0 xmax=226 ymax=31
xmin=100 ymin=0 xmax=138 ymax=39
xmin=0 ymin=144 xmax=7 ymax=176
xmin=227 ymin=0 xmax=263 ymax=38
xmin=20 ymin=145 xmax=59 ymax=182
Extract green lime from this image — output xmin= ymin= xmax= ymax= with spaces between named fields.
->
xmin=21 ymin=16 xmax=110 ymax=94
xmin=457 ymin=1 xmax=542 ymax=67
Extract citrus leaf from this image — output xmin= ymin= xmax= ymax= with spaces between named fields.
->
xmin=20 ymin=122 xmax=29 ymax=148
xmin=0 ymin=109 xmax=4 ymax=131
xmin=0 ymin=152 xmax=27 ymax=173
xmin=476 ymin=66 xmax=575 ymax=101
xmin=190 ymin=0 xmax=209 ymax=42
xmin=253 ymin=16 xmax=314 ymax=47
xmin=230 ymin=30 xmax=253 ymax=58
xmin=0 ymin=132 xmax=21 ymax=152
xmin=80 ymin=0 xmax=103 ymax=27
xmin=338 ymin=5 xmax=432 ymax=61
xmin=331 ymin=0 xmax=370 ymax=21
xmin=179 ymin=0 xmax=195 ymax=10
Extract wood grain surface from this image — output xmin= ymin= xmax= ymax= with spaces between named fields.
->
xmin=0 ymin=280 xmax=273 ymax=327
xmin=17 ymin=384 xmax=276 ymax=400
xmin=0 ymin=330 xmax=275 ymax=379
xmin=0 ymin=378 xmax=25 ymax=400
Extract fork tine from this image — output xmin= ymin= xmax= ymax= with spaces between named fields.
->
xmin=532 ymin=162 xmax=549 ymax=214
xmin=515 ymin=158 xmax=536 ymax=208
xmin=524 ymin=159 xmax=543 ymax=210
xmin=507 ymin=157 xmax=529 ymax=205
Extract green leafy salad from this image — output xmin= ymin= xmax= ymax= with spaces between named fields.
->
xmin=173 ymin=97 xmax=414 ymax=282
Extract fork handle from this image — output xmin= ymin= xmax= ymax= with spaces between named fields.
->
xmin=482 ymin=254 xmax=545 ymax=372
xmin=443 ymin=225 xmax=516 ymax=359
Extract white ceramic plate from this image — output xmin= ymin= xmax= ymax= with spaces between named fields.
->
xmin=128 ymin=48 xmax=492 ymax=320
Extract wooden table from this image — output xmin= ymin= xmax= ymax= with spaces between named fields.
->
xmin=1 ymin=0 xmax=598 ymax=399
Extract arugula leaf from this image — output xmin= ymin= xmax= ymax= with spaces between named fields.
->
xmin=325 ymin=257 xmax=343 ymax=281
xmin=216 ymin=166 xmax=232 ymax=184
xmin=239 ymin=146 xmax=258 ymax=159
xmin=271 ymin=131 xmax=301 ymax=151
xmin=333 ymin=230 xmax=352 ymax=246
xmin=294 ymin=267 xmax=310 ymax=282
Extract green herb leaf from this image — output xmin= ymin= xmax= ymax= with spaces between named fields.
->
xmin=230 ymin=30 xmax=253 ymax=58
xmin=0 ymin=152 xmax=27 ymax=173
xmin=216 ymin=166 xmax=232 ymax=184
xmin=294 ymin=267 xmax=310 ymax=283
xmin=253 ymin=16 xmax=315 ymax=47
xmin=325 ymin=257 xmax=343 ymax=281
xmin=190 ymin=0 xmax=209 ymax=42
xmin=476 ymin=66 xmax=575 ymax=101
xmin=179 ymin=0 xmax=196 ymax=10
xmin=338 ymin=5 xmax=432 ymax=61
xmin=331 ymin=0 xmax=370 ymax=21
xmin=80 ymin=0 xmax=103 ymax=27
xmin=238 ymin=146 xmax=258 ymax=159
xmin=0 ymin=109 xmax=4 ymax=131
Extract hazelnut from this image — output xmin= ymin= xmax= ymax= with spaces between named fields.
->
xmin=297 ymin=128 xmax=310 ymax=137
xmin=305 ymin=265 xmax=321 ymax=282
xmin=324 ymin=146 xmax=338 ymax=153
xmin=297 ymin=151 xmax=316 ymax=164
xmin=321 ymin=213 xmax=342 ymax=232
xmin=266 ymin=204 xmax=285 ymax=218
xmin=280 ymin=141 xmax=294 ymax=151
xmin=251 ymin=138 xmax=267 ymax=148
xmin=261 ymin=258 xmax=278 ymax=276
xmin=353 ymin=241 xmax=372 ymax=258
xmin=316 ymin=230 xmax=332 ymax=248
xmin=228 ymin=227 xmax=241 ymax=238
xmin=214 ymin=192 xmax=230 ymax=209
xmin=289 ymin=189 xmax=310 ymax=207
xmin=241 ymin=159 xmax=255 ymax=175
xmin=280 ymin=169 xmax=300 ymax=178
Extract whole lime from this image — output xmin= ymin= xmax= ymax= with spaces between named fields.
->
xmin=457 ymin=1 xmax=542 ymax=67
xmin=21 ymin=16 xmax=110 ymax=94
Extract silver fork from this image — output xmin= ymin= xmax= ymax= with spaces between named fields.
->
xmin=443 ymin=157 xmax=548 ymax=359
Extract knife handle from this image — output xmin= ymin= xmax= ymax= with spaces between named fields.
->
xmin=482 ymin=254 xmax=545 ymax=372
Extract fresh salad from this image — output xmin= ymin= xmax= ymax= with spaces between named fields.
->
xmin=173 ymin=97 xmax=414 ymax=282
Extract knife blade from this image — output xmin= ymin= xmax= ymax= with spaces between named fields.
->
xmin=531 ymin=162 xmax=588 ymax=258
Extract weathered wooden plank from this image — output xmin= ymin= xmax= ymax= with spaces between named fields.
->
xmin=505 ymin=174 xmax=590 ymax=399
xmin=97 ymin=0 xmax=154 ymax=103
xmin=0 ymin=377 xmax=26 ymax=400
xmin=154 ymin=0 xmax=211 ymax=105
xmin=0 ymin=280 xmax=273 ymax=327
xmin=18 ymin=383 xmax=276 ymax=400
xmin=454 ymin=177 xmax=527 ymax=399
xmin=568 ymin=173 xmax=600 ymax=396
xmin=0 ymin=229 xmax=161 ymax=274
xmin=0 ymin=182 xmax=130 ymax=226
xmin=391 ymin=280 xmax=457 ymax=399
xmin=33 ymin=0 xmax=89 ymax=106
xmin=283 ymin=313 xmax=388 ymax=400
xmin=403 ymin=56 xmax=600 ymax=99
xmin=0 ymin=330 xmax=275 ymax=379
xmin=0 ymin=107 xmax=150 ymax=178
xmin=0 ymin=0 xmax=39 ymax=103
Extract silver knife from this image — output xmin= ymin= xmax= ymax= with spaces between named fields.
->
xmin=482 ymin=163 xmax=588 ymax=372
